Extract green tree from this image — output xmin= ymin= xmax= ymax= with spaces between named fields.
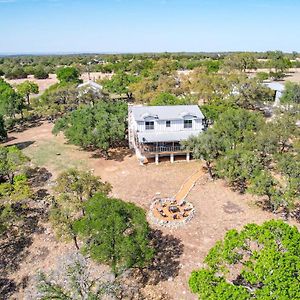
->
xmin=189 ymin=220 xmax=300 ymax=299
xmin=276 ymin=152 xmax=300 ymax=182
xmin=34 ymin=66 xmax=49 ymax=79
xmin=213 ymin=108 xmax=264 ymax=151
xmin=200 ymin=99 xmax=237 ymax=122
xmin=50 ymin=169 xmax=111 ymax=249
xmin=281 ymin=81 xmax=300 ymax=104
xmin=248 ymin=171 xmax=280 ymax=211
xmin=102 ymin=72 xmax=138 ymax=99
xmin=0 ymin=115 xmax=7 ymax=141
xmin=268 ymin=51 xmax=292 ymax=79
xmin=5 ymin=67 xmax=27 ymax=79
xmin=0 ymin=145 xmax=29 ymax=184
xmin=0 ymin=79 xmax=24 ymax=118
xmin=35 ymin=83 xmax=78 ymax=118
xmin=183 ymin=129 xmax=224 ymax=178
xmin=233 ymin=78 xmax=273 ymax=109
xmin=56 ymin=67 xmax=80 ymax=84
xmin=203 ymin=59 xmax=221 ymax=73
xmin=188 ymin=69 xmax=236 ymax=103
xmin=55 ymin=168 xmax=111 ymax=216
xmin=256 ymin=72 xmax=269 ymax=81
xmin=0 ymin=173 xmax=31 ymax=202
xmin=272 ymin=114 xmax=298 ymax=152
xmin=150 ymin=92 xmax=189 ymax=106
xmin=223 ymin=52 xmax=257 ymax=72
xmin=216 ymin=148 xmax=263 ymax=192
xmin=53 ymin=101 xmax=127 ymax=154
xmin=50 ymin=194 xmax=81 ymax=250
xmin=17 ymin=80 xmax=39 ymax=105
xmin=74 ymin=194 xmax=154 ymax=276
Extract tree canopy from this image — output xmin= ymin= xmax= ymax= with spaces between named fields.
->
xmin=0 ymin=145 xmax=29 ymax=185
xmin=102 ymin=71 xmax=138 ymax=99
xmin=52 ymin=100 xmax=127 ymax=153
xmin=0 ymin=146 xmax=31 ymax=236
xmin=16 ymin=80 xmax=39 ymax=105
xmin=56 ymin=66 xmax=81 ymax=84
xmin=223 ymin=52 xmax=258 ymax=72
xmin=0 ymin=115 xmax=7 ymax=142
xmin=34 ymin=66 xmax=49 ymax=79
xmin=281 ymin=81 xmax=300 ymax=104
xmin=189 ymin=220 xmax=300 ymax=300
xmin=150 ymin=92 xmax=189 ymax=106
xmin=74 ymin=193 xmax=154 ymax=275
xmin=0 ymin=79 xmax=24 ymax=119
xmin=50 ymin=169 xmax=111 ymax=249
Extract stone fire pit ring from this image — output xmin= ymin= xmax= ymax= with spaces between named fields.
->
xmin=148 ymin=197 xmax=195 ymax=228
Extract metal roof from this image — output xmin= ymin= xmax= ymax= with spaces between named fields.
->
xmin=131 ymin=105 xmax=204 ymax=122
xmin=263 ymin=82 xmax=285 ymax=92
xmin=77 ymin=80 xmax=102 ymax=90
xmin=137 ymin=130 xmax=202 ymax=143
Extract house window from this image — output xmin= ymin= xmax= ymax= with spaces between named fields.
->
xmin=145 ymin=121 xmax=154 ymax=130
xmin=166 ymin=120 xmax=171 ymax=127
xmin=184 ymin=119 xmax=193 ymax=129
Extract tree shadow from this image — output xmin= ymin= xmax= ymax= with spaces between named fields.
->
xmin=0 ymin=277 xmax=17 ymax=300
xmin=5 ymin=140 xmax=35 ymax=150
xmin=3 ymin=136 xmax=16 ymax=143
xmin=10 ymin=119 xmax=44 ymax=133
xmin=143 ymin=229 xmax=184 ymax=285
xmin=90 ymin=147 xmax=133 ymax=162
xmin=118 ymin=229 xmax=183 ymax=299
xmin=26 ymin=167 xmax=52 ymax=188
xmin=107 ymin=148 xmax=133 ymax=162
xmin=0 ymin=199 xmax=49 ymax=298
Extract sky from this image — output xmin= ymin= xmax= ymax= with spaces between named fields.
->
xmin=0 ymin=0 xmax=300 ymax=54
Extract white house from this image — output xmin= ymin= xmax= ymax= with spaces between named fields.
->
xmin=77 ymin=80 xmax=103 ymax=96
xmin=128 ymin=105 xmax=206 ymax=164
xmin=263 ymin=82 xmax=285 ymax=106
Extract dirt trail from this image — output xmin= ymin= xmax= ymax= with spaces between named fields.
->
xmin=175 ymin=170 xmax=203 ymax=201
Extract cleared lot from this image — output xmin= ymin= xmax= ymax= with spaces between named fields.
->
xmin=5 ymin=122 xmax=295 ymax=299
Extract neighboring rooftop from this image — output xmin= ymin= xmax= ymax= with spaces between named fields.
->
xmin=77 ymin=80 xmax=102 ymax=90
xmin=131 ymin=105 xmax=204 ymax=121
xmin=263 ymin=82 xmax=285 ymax=92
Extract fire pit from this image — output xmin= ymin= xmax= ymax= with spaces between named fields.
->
xmin=149 ymin=197 xmax=195 ymax=228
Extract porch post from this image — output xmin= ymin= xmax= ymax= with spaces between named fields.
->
xmin=155 ymin=153 xmax=159 ymax=165
xmin=186 ymin=152 xmax=190 ymax=162
xmin=170 ymin=153 xmax=174 ymax=163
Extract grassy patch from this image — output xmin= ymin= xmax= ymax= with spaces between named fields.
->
xmin=23 ymin=139 xmax=88 ymax=174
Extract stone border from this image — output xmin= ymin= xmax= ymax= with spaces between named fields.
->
xmin=148 ymin=197 xmax=195 ymax=228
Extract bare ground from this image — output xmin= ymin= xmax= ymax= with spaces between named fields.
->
xmin=248 ymin=67 xmax=300 ymax=83
xmin=4 ymin=72 xmax=113 ymax=96
xmin=4 ymin=122 xmax=298 ymax=300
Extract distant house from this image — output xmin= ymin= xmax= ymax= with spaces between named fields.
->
xmin=77 ymin=80 xmax=103 ymax=96
xmin=128 ymin=105 xmax=206 ymax=164
xmin=263 ymin=82 xmax=285 ymax=106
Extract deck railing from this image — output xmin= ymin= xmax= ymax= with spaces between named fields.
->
xmin=140 ymin=145 xmax=186 ymax=154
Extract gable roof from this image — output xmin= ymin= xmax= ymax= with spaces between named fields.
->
xmin=77 ymin=80 xmax=102 ymax=90
xmin=263 ymin=82 xmax=285 ymax=92
xmin=131 ymin=105 xmax=204 ymax=122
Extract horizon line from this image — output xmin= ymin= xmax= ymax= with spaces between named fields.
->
xmin=0 ymin=50 xmax=298 ymax=57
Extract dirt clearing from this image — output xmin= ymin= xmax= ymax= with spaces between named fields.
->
xmin=4 ymin=122 xmax=297 ymax=300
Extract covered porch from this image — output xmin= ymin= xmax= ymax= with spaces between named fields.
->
xmin=139 ymin=141 xmax=191 ymax=164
